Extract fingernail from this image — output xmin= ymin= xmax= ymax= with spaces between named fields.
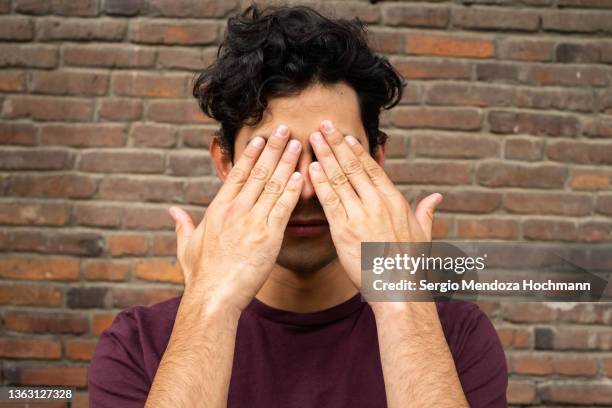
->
xmin=310 ymin=161 xmax=321 ymax=172
xmin=321 ymin=120 xmax=334 ymax=133
xmin=311 ymin=132 xmax=324 ymax=145
xmin=250 ymin=136 xmax=264 ymax=148
xmin=291 ymin=171 xmax=301 ymax=180
xmin=345 ymin=135 xmax=358 ymax=146
xmin=287 ymin=139 xmax=301 ymax=152
xmin=169 ymin=206 xmax=179 ymax=219
xmin=276 ymin=125 xmax=288 ymax=138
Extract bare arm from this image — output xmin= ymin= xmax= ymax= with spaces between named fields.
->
xmin=145 ymin=125 xmax=303 ymax=407
xmin=371 ymin=302 xmax=468 ymax=408
xmin=306 ymin=120 xmax=467 ymax=407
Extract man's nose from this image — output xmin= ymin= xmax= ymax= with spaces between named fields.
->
xmin=294 ymin=146 xmax=317 ymax=202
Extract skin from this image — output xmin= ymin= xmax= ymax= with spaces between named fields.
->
xmin=145 ymin=82 xmax=468 ymax=407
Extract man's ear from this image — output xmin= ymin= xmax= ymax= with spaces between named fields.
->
xmin=373 ymin=138 xmax=387 ymax=167
xmin=210 ymin=135 xmax=232 ymax=182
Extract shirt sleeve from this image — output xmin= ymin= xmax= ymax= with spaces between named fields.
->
xmin=453 ymin=304 xmax=508 ymax=408
xmin=88 ymin=309 xmax=152 ymax=408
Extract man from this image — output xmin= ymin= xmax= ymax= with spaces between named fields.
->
xmin=89 ymin=4 xmax=507 ymax=407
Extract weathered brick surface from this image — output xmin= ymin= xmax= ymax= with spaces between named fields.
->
xmin=1 ymin=1 xmax=611 ymax=405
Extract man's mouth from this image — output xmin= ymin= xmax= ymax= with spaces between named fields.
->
xmin=286 ymin=218 xmax=329 ymax=237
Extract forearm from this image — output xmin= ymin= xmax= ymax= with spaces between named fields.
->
xmin=371 ymin=302 xmax=469 ymax=408
xmin=145 ymin=287 xmax=241 ymax=408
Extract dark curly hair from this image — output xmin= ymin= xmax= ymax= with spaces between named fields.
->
xmin=193 ymin=3 xmax=405 ymax=161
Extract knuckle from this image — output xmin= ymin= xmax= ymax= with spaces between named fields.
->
xmin=322 ymin=191 xmax=341 ymax=207
xmin=228 ymin=167 xmax=248 ymax=184
xmin=330 ymin=172 xmax=348 ymax=186
xmin=365 ymin=163 xmax=384 ymax=180
xmin=264 ymin=178 xmax=283 ymax=194
xmin=341 ymin=159 xmax=363 ymax=176
xmin=250 ymin=165 xmax=269 ymax=181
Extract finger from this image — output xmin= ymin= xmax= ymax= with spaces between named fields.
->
xmin=235 ymin=124 xmax=291 ymax=211
xmin=169 ymin=206 xmax=195 ymax=259
xmin=319 ymin=120 xmax=380 ymax=203
xmin=308 ymin=161 xmax=348 ymax=224
xmin=214 ymin=135 xmax=266 ymax=205
xmin=267 ymin=171 xmax=303 ymax=228
xmin=414 ymin=193 xmax=443 ymax=242
xmin=310 ymin=131 xmax=362 ymax=216
xmin=252 ymin=138 xmax=302 ymax=218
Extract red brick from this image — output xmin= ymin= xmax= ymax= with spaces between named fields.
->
xmin=584 ymin=116 xmax=612 ymax=138
xmin=457 ymin=218 xmax=519 ymax=239
xmin=98 ymin=176 xmax=184 ymax=202
xmin=111 ymin=72 xmax=189 ymax=98
xmin=523 ymin=219 xmax=577 ymax=241
xmin=570 ymin=168 xmax=612 ymax=190
xmin=383 ymin=4 xmax=449 ymax=27
xmin=16 ymin=0 xmax=98 ymax=16
xmin=385 ymin=161 xmax=472 ymax=185
xmin=390 ymin=57 xmax=472 ymax=80
xmin=0 ymin=338 xmax=61 ymax=359
xmin=3 ymin=311 xmax=88 ymax=334
xmin=147 ymin=0 xmax=238 ymax=17
xmin=30 ymin=70 xmax=109 ymax=96
xmin=109 ymin=234 xmax=148 ymax=256
xmin=489 ymin=110 xmax=580 ymax=137
xmin=146 ymin=100 xmax=213 ymax=124
xmin=83 ymin=260 xmax=129 ymax=281
xmin=454 ymin=7 xmax=540 ymax=31
xmin=19 ymin=366 xmax=88 ymax=387
xmin=605 ymin=357 xmax=612 ymax=377
xmin=79 ymin=151 xmax=164 ymax=173
xmin=552 ymin=356 xmax=598 ymax=376
xmin=74 ymin=203 xmax=122 ymax=227
xmin=38 ymin=17 xmax=126 ymax=41
xmin=3 ymin=95 xmax=94 ymax=122
xmin=497 ymin=38 xmax=554 ymax=61
xmin=0 ymin=284 xmax=63 ymax=306
xmin=111 ymin=287 xmax=181 ymax=308
xmin=504 ymin=137 xmax=544 ymax=161
xmin=559 ymin=0 xmax=612 ymax=6
xmin=525 ymin=65 xmax=608 ymax=87
xmin=168 ymin=151 xmax=212 ymax=176
xmin=476 ymin=62 xmax=519 ymax=82
xmin=507 ymin=379 xmax=536 ymax=404
xmin=556 ymin=42 xmax=602 ymax=63
xmin=514 ymin=87 xmax=594 ymax=112
xmin=0 ymin=200 xmax=70 ymax=227
xmin=11 ymin=230 xmax=104 ymax=256
xmin=65 ymin=339 xmax=97 ymax=361
xmin=103 ymin=0 xmax=144 ymax=16
xmin=185 ymin=179 xmax=221 ymax=205
xmin=512 ymin=354 xmax=553 ymax=375
xmin=123 ymin=206 xmax=176 ymax=230
xmin=431 ymin=189 xmax=501 ymax=213
xmin=546 ymin=140 xmax=612 ymax=165
xmin=0 ymin=149 xmax=71 ymax=170
xmin=542 ymin=10 xmax=612 ymax=33
xmin=504 ymin=192 xmax=592 ymax=215
xmin=596 ymin=194 xmax=612 ymax=216
xmin=10 ymin=174 xmax=97 ymax=198
xmin=180 ymin=126 xmax=216 ymax=148
xmin=0 ymin=16 xmax=33 ymax=39
xmin=0 ymin=70 xmax=26 ymax=92
xmin=390 ymin=107 xmax=482 ymax=130
xmin=0 ymin=44 xmax=58 ymax=68
xmin=0 ymin=123 xmax=37 ymax=145
xmin=539 ymin=382 xmax=612 ymax=405
xmin=425 ymin=83 xmax=513 ymax=107
xmin=63 ymin=44 xmax=156 ymax=68
xmin=0 ymin=256 xmax=79 ymax=280
xmin=405 ymin=33 xmax=494 ymax=58
xmin=131 ymin=124 xmax=177 ymax=147
xmin=503 ymin=303 xmax=556 ymax=323
xmin=157 ymin=46 xmax=217 ymax=70
xmin=151 ymin=234 xmax=176 ymax=256
xmin=130 ymin=20 xmax=219 ymax=45
xmin=319 ymin=2 xmax=380 ymax=24
xmin=99 ymin=98 xmax=143 ymax=121
xmin=133 ymin=259 xmax=183 ymax=283
xmin=41 ymin=124 xmax=126 ymax=146
xmin=368 ymin=28 xmax=403 ymax=54
xmin=477 ymin=162 xmax=568 ymax=189
xmin=558 ymin=303 xmax=612 ymax=324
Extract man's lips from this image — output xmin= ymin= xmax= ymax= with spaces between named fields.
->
xmin=287 ymin=218 xmax=328 ymax=226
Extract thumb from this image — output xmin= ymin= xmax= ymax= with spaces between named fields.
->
xmin=414 ymin=193 xmax=443 ymax=242
xmin=169 ymin=206 xmax=195 ymax=258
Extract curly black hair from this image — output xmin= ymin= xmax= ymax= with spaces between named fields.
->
xmin=193 ymin=3 xmax=405 ymax=160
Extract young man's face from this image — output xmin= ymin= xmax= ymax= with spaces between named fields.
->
xmin=216 ymin=81 xmax=386 ymax=274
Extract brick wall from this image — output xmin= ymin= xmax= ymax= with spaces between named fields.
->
xmin=0 ymin=0 xmax=611 ymax=406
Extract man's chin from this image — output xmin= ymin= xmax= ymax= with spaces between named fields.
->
xmin=276 ymin=234 xmax=337 ymax=274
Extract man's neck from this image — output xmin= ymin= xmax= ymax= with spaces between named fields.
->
xmin=255 ymin=257 xmax=358 ymax=313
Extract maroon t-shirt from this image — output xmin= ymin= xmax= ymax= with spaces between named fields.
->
xmin=88 ymin=294 xmax=508 ymax=407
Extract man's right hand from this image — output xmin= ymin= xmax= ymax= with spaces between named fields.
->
xmin=168 ymin=124 xmax=303 ymax=314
